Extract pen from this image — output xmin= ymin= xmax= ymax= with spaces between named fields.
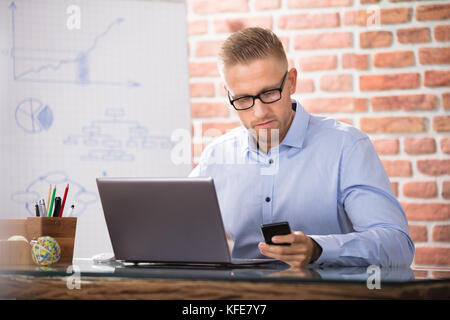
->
xmin=46 ymin=184 xmax=52 ymax=212
xmin=38 ymin=199 xmax=46 ymax=217
xmin=35 ymin=203 xmax=40 ymax=217
xmin=53 ymin=197 xmax=61 ymax=217
xmin=66 ymin=204 xmax=75 ymax=217
xmin=59 ymin=184 xmax=69 ymax=217
xmin=48 ymin=185 xmax=56 ymax=217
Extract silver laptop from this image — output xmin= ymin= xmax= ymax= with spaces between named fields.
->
xmin=96 ymin=177 xmax=274 ymax=266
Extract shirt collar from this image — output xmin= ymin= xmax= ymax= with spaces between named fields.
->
xmin=240 ymin=99 xmax=310 ymax=156
xmin=280 ymin=99 xmax=310 ymax=150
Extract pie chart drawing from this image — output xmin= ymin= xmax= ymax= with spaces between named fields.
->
xmin=15 ymin=98 xmax=54 ymax=133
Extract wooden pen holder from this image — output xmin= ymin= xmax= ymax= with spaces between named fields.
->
xmin=0 ymin=217 xmax=77 ymax=265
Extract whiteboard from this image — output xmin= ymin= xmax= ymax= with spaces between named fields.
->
xmin=0 ymin=0 xmax=191 ymax=258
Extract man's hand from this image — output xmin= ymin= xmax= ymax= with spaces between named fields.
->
xmin=258 ymin=231 xmax=322 ymax=268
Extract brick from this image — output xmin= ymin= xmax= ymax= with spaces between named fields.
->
xmin=413 ymin=270 xmax=428 ymax=279
xmin=374 ymin=50 xmax=414 ymax=68
xmin=432 ymin=225 xmax=450 ymax=242
xmin=415 ymin=247 xmax=450 ymax=266
xmin=443 ymin=181 xmax=450 ymax=199
xmin=298 ymin=55 xmax=337 ymax=72
xmin=397 ymin=27 xmax=430 ymax=44
xmin=278 ymin=12 xmax=340 ymax=29
xmin=372 ymin=138 xmax=399 ymax=155
xmin=279 ymin=37 xmax=290 ymax=53
xmin=189 ymin=62 xmax=219 ymax=77
xmin=191 ymin=102 xmax=229 ymax=118
xmin=434 ymin=25 xmax=450 ymax=42
xmin=192 ymin=0 xmax=248 ymax=14
xmin=409 ymin=225 xmax=428 ymax=243
xmin=443 ymin=92 xmax=450 ymax=110
xmin=320 ymin=74 xmax=353 ymax=92
xmin=433 ymin=115 xmax=450 ymax=132
xmin=402 ymin=203 xmax=450 ymax=221
xmin=425 ymin=70 xmax=450 ymax=87
xmin=213 ymin=16 xmax=272 ymax=33
xmin=417 ymin=159 xmax=450 ymax=176
xmin=344 ymin=8 xmax=411 ymax=26
xmin=288 ymin=0 xmax=352 ymax=8
xmin=403 ymin=181 xmax=437 ymax=199
xmin=361 ymin=0 xmax=379 ymax=3
xmin=190 ymin=82 xmax=215 ymax=97
xmin=195 ymin=40 xmax=223 ymax=57
xmin=296 ymin=78 xmax=315 ymax=93
xmin=371 ymin=94 xmax=437 ymax=111
xmin=404 ymin=137 xmax=436 ymax=155
xmin=336 ymin=118 xmax=353 ymax=125
xmin=391 ymin=181 xmax=399 ymax=197
xmin=254 ymin=0 xmax=281 ymax=10
xmin=342 ymin=53 xmax=369 ymax=70
xmin=441 ymin=137 xmax=450 ymax=154
xmin=302 ymin=97 xmax=367 ymax=113
xmin=360 ymin=73 xmax=419 ymax=91
xmin=416 ymin=4 xmax=450 ymax=21
xmin=202 ymin=121 xmax=241 ymax=136
xmin=432 ymin=271 xmax=450 ymax=279
xmin=381 ymin=160 xmax=412 ymax=177
xmin=187 ymin=20 xmax=208 ymax=35
xmin=360 ymin=116 xmax=426 ymax=133
xmin=294 ymin=32 xmax=352 ymax=50
xmin=360 ymin=31 xmax=392 ymax=48
xmin=419 ymin=47 xmax=450 ymax=65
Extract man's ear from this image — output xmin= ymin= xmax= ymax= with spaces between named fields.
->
xmin=288 ymin=68 xmax=297 ymax=95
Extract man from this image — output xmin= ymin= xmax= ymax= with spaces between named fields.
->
xmin=189 ymin=27 xmax=414 ymax=267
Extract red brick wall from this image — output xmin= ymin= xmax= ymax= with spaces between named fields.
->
xmin=186 ymin=0 xmax=450 ymax=268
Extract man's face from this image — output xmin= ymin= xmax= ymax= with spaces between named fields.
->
xmin=223 ymin=56 xmax=297 ymax=149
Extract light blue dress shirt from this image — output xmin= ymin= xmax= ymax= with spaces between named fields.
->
xmin=189 ymin=100 xmax=414 ymax=267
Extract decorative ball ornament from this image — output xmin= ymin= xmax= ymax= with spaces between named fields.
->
xmin=30 ymin=236 xmax=61 ymax=266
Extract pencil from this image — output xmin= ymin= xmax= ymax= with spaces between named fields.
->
xmin=59 ymin=184 xmax=69 ymax=217
xmin=46 ymin=184 xmax=52 ymax=212
xmin=48 ymin=186 xmax=56 ymax=217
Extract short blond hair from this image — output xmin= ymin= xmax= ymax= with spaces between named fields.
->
xmin=218 ymin=27 xmax=287 ymax=72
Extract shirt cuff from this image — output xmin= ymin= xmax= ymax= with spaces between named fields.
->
xmin=309 ymin=234 xmax=341 ymax=266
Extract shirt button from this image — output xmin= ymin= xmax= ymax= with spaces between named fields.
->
xmin=265 ymin=197 xmax=271 ymax=202
xmin=269 ymin=159 xmax=274 ymax=164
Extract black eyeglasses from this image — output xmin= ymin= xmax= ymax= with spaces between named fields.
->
xmin=227 ymin=71 xmax=288 ymax=111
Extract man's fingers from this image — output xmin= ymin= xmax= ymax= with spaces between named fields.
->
xmin=258 ymin=244 xmax=309 ymax=267
xmin=258 ymin=242 xmax=308 ymax=256
xmin=271 ymin=233 xmax=295 ymax=244
xmin=272 ymin=231 xmax=308 ymax=245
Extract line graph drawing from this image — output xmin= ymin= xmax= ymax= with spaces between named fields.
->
xmin=63 ymin=108 xmax=175 ymax=162
xmin=8 ymin=1 xmax=140 ymax=87
xmin=11 ymin=171 xmax=98 ymax=217
xmin=15 ymin=97 xmax=53 ymax=133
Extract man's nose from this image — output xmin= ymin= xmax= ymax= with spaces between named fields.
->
xmin=252 ymin=98 xmax=270 ymax=119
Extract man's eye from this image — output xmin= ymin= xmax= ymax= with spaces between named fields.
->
xmin=236 ymin=96 xmax=252 ymax=104
xmin=260 ymin=90 xmax=279 ymax=99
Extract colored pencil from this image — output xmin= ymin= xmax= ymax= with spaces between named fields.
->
xmin=59 ymin=184 xmax=69 ymax=217
xmin=46 ymin=184 xmax=52 ymax=212
xmin=48 ymin=186 xmax=56 ymax=217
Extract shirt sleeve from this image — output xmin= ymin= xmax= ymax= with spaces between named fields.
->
xmin=309 ymin=137 xmax=415 ymax=267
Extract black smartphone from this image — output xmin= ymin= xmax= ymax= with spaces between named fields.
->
xmin=261 ymin=221 xmax=291 ymax=246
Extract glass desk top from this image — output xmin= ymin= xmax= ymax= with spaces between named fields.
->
xmin=1 ymin=258 xmax=450 ymax=284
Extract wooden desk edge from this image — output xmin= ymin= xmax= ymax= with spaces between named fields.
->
xmin=1 ymin=275 xmax=449 ymax=300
